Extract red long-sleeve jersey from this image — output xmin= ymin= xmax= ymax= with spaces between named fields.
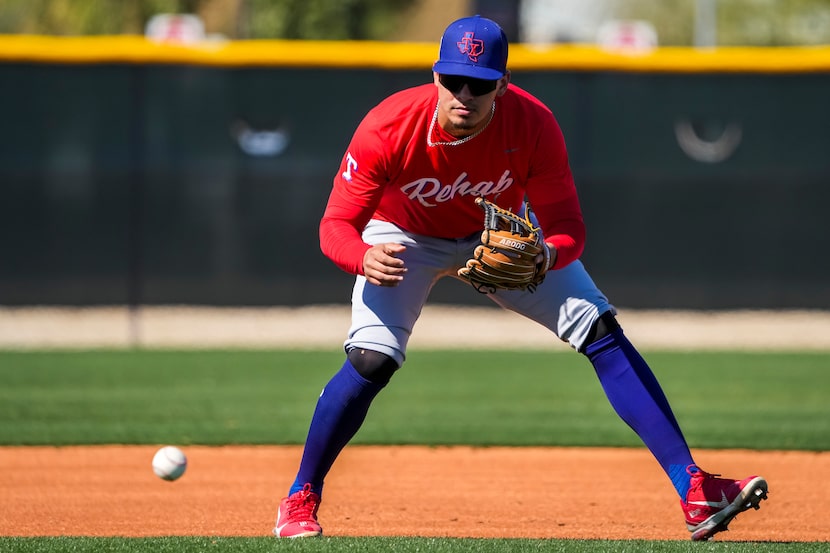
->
xmin=319 ymin=83 xmax=585 ymax=276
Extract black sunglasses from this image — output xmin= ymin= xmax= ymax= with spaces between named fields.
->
xmin=439 ymin=74 xmax=499 ymax=96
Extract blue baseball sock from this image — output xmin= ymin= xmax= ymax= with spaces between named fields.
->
xmin=290 ymin=359 xmax=385 ymax=497
xmin=584 ymin=328 xmax=695 ymax=498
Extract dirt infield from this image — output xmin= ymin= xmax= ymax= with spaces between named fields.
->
xmin=1 ymin=445 xmax=827 ymax=541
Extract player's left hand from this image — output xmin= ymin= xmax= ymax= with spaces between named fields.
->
xmin=535 ymin=242 xmax=556 ymax=274
xmin=363 ymin=243 xmax=407 ymax=287
xmin=458 ymin=198 xmax=550 ymax=293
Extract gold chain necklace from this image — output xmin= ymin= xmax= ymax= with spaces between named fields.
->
xmin=427 ymin=100 xmax=496 ymax=147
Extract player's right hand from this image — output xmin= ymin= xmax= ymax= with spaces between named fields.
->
xmin=363 ymin=243 xmax=407 ymax=287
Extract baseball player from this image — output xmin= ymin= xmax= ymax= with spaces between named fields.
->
xmin=274 ymin=15 xmax=768 ymax=541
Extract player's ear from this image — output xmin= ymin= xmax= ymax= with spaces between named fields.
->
xmin=433 ymin=70 xmax=440 ymax=87
xmin=496 ymin=71 xmax=511 ymax=96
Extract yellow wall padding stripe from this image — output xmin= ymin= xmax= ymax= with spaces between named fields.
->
xmin=2 ymin=35 xmax=830 ymax=73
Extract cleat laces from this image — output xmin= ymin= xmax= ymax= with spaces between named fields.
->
xmin=285 ymin=483 xmax=319 ymax=522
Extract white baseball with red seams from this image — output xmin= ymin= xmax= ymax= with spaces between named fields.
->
xmin=152 ymin=446 xmax=187 ymax=481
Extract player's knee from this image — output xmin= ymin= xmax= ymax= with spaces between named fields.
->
xmin=583 ymin=311 xmax=621 ymax=349
xmin=348 ymin=348 xmax=400 ymax=386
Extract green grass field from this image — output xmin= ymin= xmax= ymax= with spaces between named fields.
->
xmin=1 ymin=349 xmax=827 ymax=449
xmin=1 ymin=536 xmax=829 ymax=553
xmin=1 ymin=349 xmax=828 ymax=552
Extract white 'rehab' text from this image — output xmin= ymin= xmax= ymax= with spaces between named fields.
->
xmin=400 ymin=170 xmax=514 ymax=207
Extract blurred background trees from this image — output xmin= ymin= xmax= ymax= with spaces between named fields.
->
xmin=0 ymin=0 xmax=829 ymax=45
xmin=0 ymin=0 xmax=413 ymax=39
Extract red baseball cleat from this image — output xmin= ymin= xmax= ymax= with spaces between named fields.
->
xmin=681 ymin=465 xmax=768 ymax=541
xmin=273 ymin=483 xmax=323 ymax=538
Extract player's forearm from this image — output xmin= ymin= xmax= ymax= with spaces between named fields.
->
xmin=320 ymin=183 xmax=381 ymax=275
xmin=534 ymin=196 xmax=586 ymax=269
xmin=545 ymin=222 xmax=585 ymax=269
xmin=319 ymin=217 xmax=372 ymax=275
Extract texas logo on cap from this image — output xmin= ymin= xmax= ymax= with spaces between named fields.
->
xmin=457 ymin=31 xmax=484 ymax=62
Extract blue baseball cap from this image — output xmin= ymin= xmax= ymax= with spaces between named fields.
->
xmin=432 ymin=15 xmax=508 ymax=81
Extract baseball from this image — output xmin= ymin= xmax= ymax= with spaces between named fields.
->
xmin=152 ymin=446 xmax=187 ymax=481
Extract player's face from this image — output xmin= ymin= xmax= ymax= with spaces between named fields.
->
xmin=434 ymin=72 xmax=509 ymax=137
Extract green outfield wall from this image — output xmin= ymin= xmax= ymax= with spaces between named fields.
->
xmin=1 ymin=37 xmax=829 ymax=309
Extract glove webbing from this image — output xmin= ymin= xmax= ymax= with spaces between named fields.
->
xmin=482 ymin=201 xmax=539 ymax=236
